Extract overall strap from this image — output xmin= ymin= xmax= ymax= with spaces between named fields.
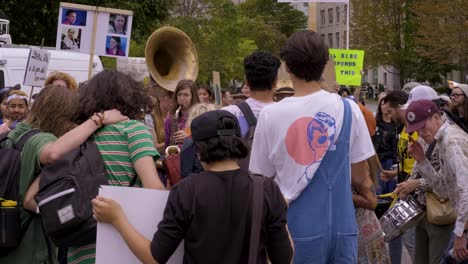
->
xmin=248 ymin=172 xmax=265 ymax=264
xmin=340 ymin=98 xmax=352 ymax=141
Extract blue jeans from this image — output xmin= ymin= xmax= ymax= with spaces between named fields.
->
xmin=389 ymin=227 xmax=416 ymax=264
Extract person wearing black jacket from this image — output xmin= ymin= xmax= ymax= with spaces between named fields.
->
xmin=372 ymin=96 xmax=399 ymax=194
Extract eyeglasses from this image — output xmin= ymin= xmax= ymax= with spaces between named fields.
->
xmin=450 ymin=93 xmax=465 ymax=99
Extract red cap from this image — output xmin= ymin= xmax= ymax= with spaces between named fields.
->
xmin=405 ymin=99 xmax=439 ymax=133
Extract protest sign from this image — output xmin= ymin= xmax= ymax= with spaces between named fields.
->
xmin=212 ymin=71 xmax=222 ymax=108
xmin=96 ymin=186 xmax=183 ymax=264
xmin=328 ymin=49 xmax=365 ymax=86
xmin=117 ymin=57 xmax=149 ymax=82
xmin=56 ymin=2 xmax=133 ymax=58
xmin=23 ymin=47 xmax=51 ymax=87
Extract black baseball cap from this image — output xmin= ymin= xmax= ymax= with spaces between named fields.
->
xmin=191 ymin=110 xmax=241 ymax=141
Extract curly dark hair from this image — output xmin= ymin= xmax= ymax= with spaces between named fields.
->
xmin=244 ymin=51 xmax=281 ymax=91
xmin=194 ymin=116 xmax=249 ymax=164
xmin=280 ymin=30 xmax=329 ymax=82
xmin=76 ymin=70 xmax=154 ymax=122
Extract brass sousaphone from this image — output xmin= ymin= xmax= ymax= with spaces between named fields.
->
xmin=145 ymin=27 xmax=198 ymax=185
xmin=145 ymin=26 xmax=199 ymax=93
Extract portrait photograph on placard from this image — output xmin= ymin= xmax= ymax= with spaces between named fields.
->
xmin=60 ymin=27 xmax=81 ymax=51
xmin=108 ymin=14 xmax=128 ymax=35
xmin=61 ymin=9 xmax=87 ymax=26
xmin=105 ymin=36 xmax=127 ymax=56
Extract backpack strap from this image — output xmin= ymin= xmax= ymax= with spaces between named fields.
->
xmin=14 ymin=129 xmax=41 ymax=151
xmin=237 ymin=102 xmax=257 ymax=127
xmin=248 ymin=172 xmax=265 ymax=264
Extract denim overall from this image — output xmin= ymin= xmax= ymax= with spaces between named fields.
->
xmin=287 ymin=99 xmax=358 ymax=264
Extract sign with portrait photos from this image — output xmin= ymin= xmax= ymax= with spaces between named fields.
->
xmin=56 ymin=2 xmax=133 ymax=58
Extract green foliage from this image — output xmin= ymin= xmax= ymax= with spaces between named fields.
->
xmin=100 ymin=56 xmax=116 ymax=70
xmin=351 ymin=0 xmax=466 ymax=86
xmin=164 ymin=0 xmax=304 ymax=85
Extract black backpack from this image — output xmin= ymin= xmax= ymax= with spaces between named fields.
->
xmin=0 ymin=129 xmax=40 ymax=254
xmin=236 ymin=102 xmax=257 ymax=170
xmin=34 ymin=139 xmax=110 ymax=247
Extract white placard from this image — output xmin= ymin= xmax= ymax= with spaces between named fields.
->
xmin=278 ymin=0 xmax=348 ymax=2
xmin=117 ymin=57 xmax=149 ymax=81
xmin=56 ymin=3 xmax=133 ymax=58
xmin=96 ymin=186 xmax=183 ymax=264
xmin=23 ymin=47 xmax=51 ymax=87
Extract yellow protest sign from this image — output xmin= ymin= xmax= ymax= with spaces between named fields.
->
xmin=329 ymin=49 xmax=365 ymax=86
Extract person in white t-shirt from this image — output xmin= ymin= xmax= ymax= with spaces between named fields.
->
xmin=222 ymin=51 xmax=280 ymax=138
xmin=249 ymin=30 xmax=375 ymax=263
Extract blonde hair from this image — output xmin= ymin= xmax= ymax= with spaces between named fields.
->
xmin=186 ymin=103 xmax=217 ymax=128
xmin=44 ymin=71 xmax=78 ymax=93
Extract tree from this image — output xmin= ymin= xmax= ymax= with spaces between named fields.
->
xmin=1 ymin=0 xmax=172 ymax=47
xmin=351 ymin=0 xmax=419 ymax=86
xmin=238 ymin=0 xmax=307 ymax=37
xmin=413 ymin=0 xmax=467 ymax=81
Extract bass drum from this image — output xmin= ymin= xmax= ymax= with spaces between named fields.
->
xmin=380 ymin=195 xmax=425 ymax=242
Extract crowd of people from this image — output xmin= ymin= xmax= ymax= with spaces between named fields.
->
xmin=0 ymin=29 xmax=467 ymax=264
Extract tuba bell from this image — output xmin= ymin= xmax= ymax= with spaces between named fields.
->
xmin=145 ymin=27 xmax=199 ymax=92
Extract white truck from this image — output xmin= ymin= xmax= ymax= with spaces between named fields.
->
xmin=0 ymin=18 xmax=104 ymax=95
xmin=0 ymin=47 xmax=104 ymax=96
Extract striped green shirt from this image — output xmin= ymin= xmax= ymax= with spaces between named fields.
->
xmin=67 ymin=120 xmax=159 ymax=264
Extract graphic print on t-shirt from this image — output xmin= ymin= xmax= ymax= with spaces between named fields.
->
xmin=285 ymin=112 xmax=336 ymax=183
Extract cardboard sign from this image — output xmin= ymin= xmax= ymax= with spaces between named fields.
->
xmin=56 ymin=3 xmax=133 ymax=58
xmin=96 ymin=186 xmax=183 ymax=264
xmin=212 ymin=71 xmax=222 ymax=108
xmin=117 ymin=57 xmax=149 ymax=81
xmin=23 ymin=47 xmax=51 ymax=87
xmin=329 ymin=49 xmax=365 ymax=86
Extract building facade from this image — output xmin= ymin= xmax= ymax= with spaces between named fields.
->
xmin=313 ymin=2 xmax=401 ymax=90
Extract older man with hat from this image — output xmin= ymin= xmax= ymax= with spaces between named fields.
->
xmin=405 ymin=99 xmax=468 ymax=263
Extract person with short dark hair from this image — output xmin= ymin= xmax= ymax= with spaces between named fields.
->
xmin=222 ymin=51 xmax=280 ymax=137
xmin=338 ymin=87 xmax=350 ymax=98
xmin=92 ymin=110 xmax=294 ymax=264
xmin=250 ymin=30 xmax=375 ymax=263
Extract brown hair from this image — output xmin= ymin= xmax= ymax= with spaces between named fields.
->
xmin=280 ymin=30 xmax=329 ymax=82
xmin=25 ymin=85 xmax=78 ymax=137
xmin=77 ymin=70 xmax=154 ymax=122
xmin=44 ymin=71 xmax=79 ymax=93
xmin=171 ymin=79 xmax=199 ymax=114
